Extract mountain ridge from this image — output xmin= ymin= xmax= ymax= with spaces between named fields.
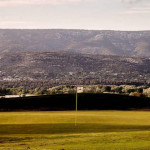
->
xmin=0 ymin=29 xmax=150 ymax=57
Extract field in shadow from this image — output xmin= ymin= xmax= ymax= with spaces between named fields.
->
xmin=1 ymin=123 xmax=150 ymax=134
xmin=0 ymin=93 xmax=150 ymax=111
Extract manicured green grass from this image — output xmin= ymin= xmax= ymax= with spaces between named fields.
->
xmin=1 ymin=111 xmax=150 ymax=149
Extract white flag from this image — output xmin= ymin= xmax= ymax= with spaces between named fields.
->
xmin=77 ymin=87 xmax=83 ymax=93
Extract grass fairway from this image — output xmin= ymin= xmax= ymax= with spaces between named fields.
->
xmin=1 ymin=111 xmax=150 ymax=149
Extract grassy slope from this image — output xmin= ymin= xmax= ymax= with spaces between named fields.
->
xmin=1 ymin=111 xmax=150 ymax=149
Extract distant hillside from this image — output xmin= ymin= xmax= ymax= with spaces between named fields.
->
xmin=0 ymin=52 xmax=150 ymax=84
xmin=0 ymin=29 xmax=150 ymax=57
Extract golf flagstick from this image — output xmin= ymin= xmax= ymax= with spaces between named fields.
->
xmin=75 ymin=87 xmax=78 ymax=126
xmin=75 ymin=86 xmax=83 ymax=126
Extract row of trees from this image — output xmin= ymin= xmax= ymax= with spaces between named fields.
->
xmin=0 ymin=87 xmax=48 ymax=96
xmin=0 ymin=85 xmax=150 ymax=97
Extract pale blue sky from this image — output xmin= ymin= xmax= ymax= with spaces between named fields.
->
xmin=0 ymin=0 xmax=150 ymax=30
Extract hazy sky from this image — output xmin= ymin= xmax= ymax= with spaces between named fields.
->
xmin=0 ymin=0 xmax=150 ymax=30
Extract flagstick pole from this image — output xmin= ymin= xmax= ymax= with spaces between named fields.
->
xmin=75 ymin=88 xmax=78 ymax=126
